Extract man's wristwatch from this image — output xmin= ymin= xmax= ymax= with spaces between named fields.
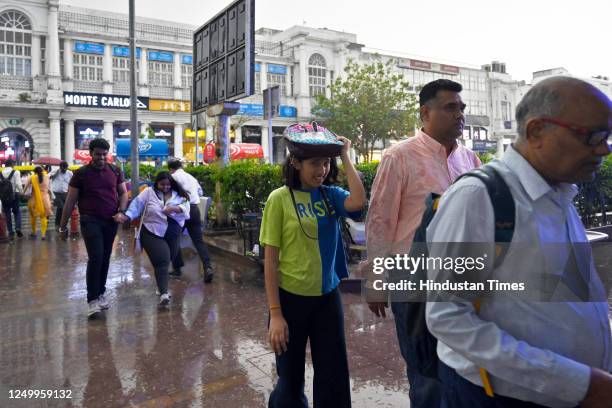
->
xmin=118 ymin=209 xmax=126 ymax=214
xmin=58 ymin=226 xmax=67 ymax=233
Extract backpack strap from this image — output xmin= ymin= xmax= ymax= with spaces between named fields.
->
xmin=456 ymin=166 xmax=515 ymax=268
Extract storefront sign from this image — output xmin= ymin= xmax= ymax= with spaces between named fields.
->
xmin=149 ymin=99 xmax=191 ymax=112
xmin=116 ymin=139 xmax=169 ymax=158
xmin=203 ymin=142 xmax=263 ymax=163
xmin=410 ymin=59 xmax=432 ymax=70
xmin=440 ymin=64 xmax=460 ymax=74
xmin=238 ymin=104 xmax=297 ymax=118
xmin=184 ymin=128 xmax=206 ymax=138
xmin=112 ymin=46 xmax=141 ymax=58
xmin=148 ymin=50 xmax=174 ymax=63
xmin=267 ymin=64 xmax=287 ymax=74
xmin=74 ymin=42 xmax=105 ymax=55
xmin=152 ymin=127 xmax=173 ymax=138
xmin=7 ymin=118 xmax=22 ymax=126
xmin=472 ymin=140 xmax=497 ymax=152
xmin=64 ymin=92 xmax=149 ymax=110
xmin=181 ymin=55 xmax=192 ymax=64
xmin=73 ymin=149 xmax=114 ymax=163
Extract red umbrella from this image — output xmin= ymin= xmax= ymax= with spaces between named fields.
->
xmin=33 ymin=156 xmax=62 ymax=166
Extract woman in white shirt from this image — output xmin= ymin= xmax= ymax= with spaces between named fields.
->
xmin=117 ymin=171 xmax=190 ymax=306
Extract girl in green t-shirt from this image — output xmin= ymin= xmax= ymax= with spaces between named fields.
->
xmin=260 ymin=125 xmax=366 ymax=408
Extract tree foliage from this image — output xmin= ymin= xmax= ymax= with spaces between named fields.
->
xmin=312 ymin=60 xmax=419 ymax=162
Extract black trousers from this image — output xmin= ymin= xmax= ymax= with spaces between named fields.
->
xmin=172 ymin=203 xmax=211 ymax=270
xmin=140 ymin=219 xmax=181 ymax=295
xmin=53 ymin=192 xmax=68 ymax=226
xmin=2 ymin=194 xmax=22 ymax=235
xmin=268 ymin=288 xmax=351 ymax=408
xmin=80 ymin=215 xmax=118 ymax=303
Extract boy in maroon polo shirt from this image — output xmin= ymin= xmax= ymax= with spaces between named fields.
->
xmin=58 ymin=138 xmax=128 ymax=318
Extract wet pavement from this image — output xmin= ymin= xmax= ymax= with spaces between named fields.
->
xmin=0 ymin=230 xmax=409 ymax=407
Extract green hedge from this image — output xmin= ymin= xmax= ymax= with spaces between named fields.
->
xmin=185 ymin=164 xmax=220 ymax=198
xmin=217 ymin=159 xmax=282 ymax=216
xmin=122 ymin=163 xmax=159 ymax=181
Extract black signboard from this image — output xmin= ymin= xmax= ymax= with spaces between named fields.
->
xmin=192 ymin=0 xmax=255 ymax=113
xmin=64 ymin=92 xmax=149 ymax=110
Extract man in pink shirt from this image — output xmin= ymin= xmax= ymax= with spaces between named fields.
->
xmin=365 ymin=79 xmax=481 ymax=407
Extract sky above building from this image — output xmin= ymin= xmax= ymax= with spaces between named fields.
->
xmin=62 ymin=0 xmax=611 ymax=83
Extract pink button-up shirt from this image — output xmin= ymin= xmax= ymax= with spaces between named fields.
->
xmin=365 ymin=129 xmax=481 ymax=280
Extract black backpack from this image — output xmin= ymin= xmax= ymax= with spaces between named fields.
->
xmin=396 ymin=164 xmax=515 ymax=381
xmin=0 ymin=170 xmax=15 ymax=203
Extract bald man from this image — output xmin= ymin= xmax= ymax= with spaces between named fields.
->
xmin=426 ymin=77 xmax=612 ymax=407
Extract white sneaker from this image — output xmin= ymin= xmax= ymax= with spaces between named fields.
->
xmin=98 ymin=294 xmax=110 ymax=310
xmin=159 ymin=293 xmax=171 ymax=306
xmin=88 ymin=300 xmax=102 ymax=318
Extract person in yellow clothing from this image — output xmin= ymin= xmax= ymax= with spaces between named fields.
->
xmin=24 ymin=166 xmax=53 ymax=240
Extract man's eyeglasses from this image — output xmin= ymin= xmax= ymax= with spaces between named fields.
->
xmin=537 ymin=117 xmax=612 ymax=146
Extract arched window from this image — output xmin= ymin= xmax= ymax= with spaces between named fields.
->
xmin=308 ymin=53 xmax=326 ymax=97
xmin=0 ymin=10 xmax=32 ymax=76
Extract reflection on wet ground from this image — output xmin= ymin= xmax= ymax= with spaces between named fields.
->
xmin=0 ymin=231 xmax=409 ymax=407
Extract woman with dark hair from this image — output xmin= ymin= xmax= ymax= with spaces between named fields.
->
xmin=24 ymin=166 xmax=53 ymax=239
xmin=260 ymin=123 xmax=367 ymax=407
xmin=115 ymin=171 xmax=190 ymax=306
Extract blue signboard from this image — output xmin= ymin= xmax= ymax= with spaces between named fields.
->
xmin=181 ymin=55 xmax=192 ymax=65
xmin=148 ymin=50 xmax=174 ymax=63
xmin=267 ymin=64 xmax=287 ymax=75
xmin=239 ymin=104 xmax=297 ymax=118
xmin=74 ymin=42 xmax=105 ymax=55
xmin=112 ymin=46 xmax=141 ymax=58
xmin=279 ymin=106 xmax=297 ymax=117
xmin=115 ymin=139 xmax=169 ymax=158
xmin=255 ymin=63 xmax=261 ymax=72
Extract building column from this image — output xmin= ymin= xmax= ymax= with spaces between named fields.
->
xmin=206 ymin=124 xmax=214 ymax=143
xmin=63 ymin=38 xmax=73 ymax=79
xmin=234 ymin=126 xmax=242 ymax=143
xmin=325 ymin=69 xmax=331 ymax=98
xmin=31 ymin=34 xmax=41 ymax=76
xmin=64 ymin=119 xmax=75 ymax=163
xmin=103 ymin=43 xmax=113 ymax=94
xmin=103 ymin=121 xmax=114 ymax=153
xmin=49 ymin=111 xmax=61 ymax=158
xmin=139 ymin=48 xmax=148 ymax=95
xmin=140 ymin=122 xmax=149 ymax=137
xmin=173 ymin=53 xmax=182 ymax=99
xmin=173 ymin=123 xmax=183 ymax=158
xmin=260 ymin=62 xmax=268 ymax=91
xmin=496 ymin=136 xmax=504 ymax=159
xmin=261 ymin=126 xmax=270 ymax=162
xmin=46 ymin=1 xmax=61 ymax=81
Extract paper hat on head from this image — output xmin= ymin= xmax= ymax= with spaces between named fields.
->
xmin=283 ymin=122 xmax=344 ymax=158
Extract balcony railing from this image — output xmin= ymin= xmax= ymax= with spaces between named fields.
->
xmin=0 ymin=76 xmax=33 ymax=91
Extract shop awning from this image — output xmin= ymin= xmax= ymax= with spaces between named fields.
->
xmin=115 ymin=138 xmax=169 ymax=158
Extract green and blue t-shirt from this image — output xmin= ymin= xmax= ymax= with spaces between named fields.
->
xmin=259 ymin=185 xmax=361 ymax=296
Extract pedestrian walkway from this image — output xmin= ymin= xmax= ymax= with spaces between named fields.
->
xmin=0 ymin=230 xmax=409 ymax=407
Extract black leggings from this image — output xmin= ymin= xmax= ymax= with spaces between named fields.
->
xmin=140 ymin=219 xmax=181 ymax=294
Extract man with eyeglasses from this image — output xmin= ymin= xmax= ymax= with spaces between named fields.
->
xmin=365 ymin=79 xmax=481 ymax=407
xmin=426 ymin=76 xmax=612 ymax=407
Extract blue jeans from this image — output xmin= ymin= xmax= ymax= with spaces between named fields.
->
xmin=2 ymin=194 xmax=22 ymax=235
xmin=391 ymin=301 xmax=443 ymax=408
xmin=268 ymin=288 xmax=351 ymax=408
xmin=438 ymin=361 xmax=574 ymax=408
